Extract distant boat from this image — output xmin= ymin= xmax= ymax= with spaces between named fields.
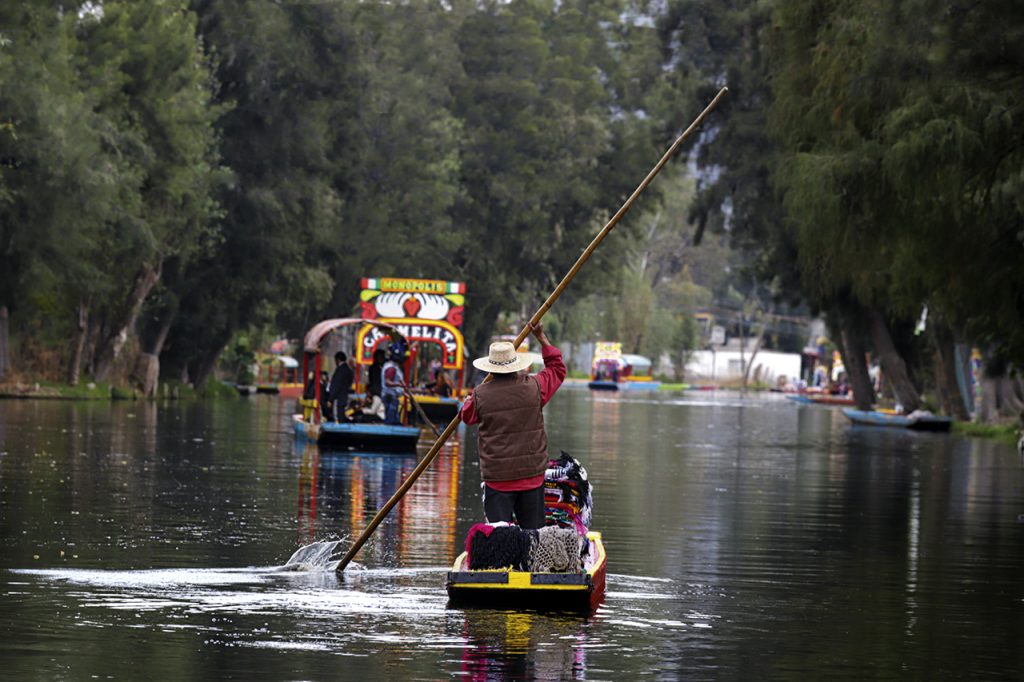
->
xmin=587 ymin=342 xmax=660 ymax=391
xmin=254 ymin=354 xmax=302 ymax=397
xmin=587 ymin=380 xmax=619 ymax=391
xmin=842 ymin=408 xmax=952 ymax=432
xmin=786 ymin=392 xmax=855 ymax=407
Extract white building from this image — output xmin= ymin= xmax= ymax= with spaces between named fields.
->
xmin=685 ymin=347 xmax=801 ymax=385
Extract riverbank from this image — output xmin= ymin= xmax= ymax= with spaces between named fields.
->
xmin=951 ymin=420 xmax=1021 ymax=444
xmin=0 ymin=380 xmax=237 ymax=401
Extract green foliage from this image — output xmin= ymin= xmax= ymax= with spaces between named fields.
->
xmin=769 ymin=0 xmax=1024 ymax=364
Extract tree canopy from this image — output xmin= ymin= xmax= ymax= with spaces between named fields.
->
xmin=1 ymin=0 xmax=1021 ymax=419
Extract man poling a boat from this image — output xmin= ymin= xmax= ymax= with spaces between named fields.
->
xmin=333 ymin=87 xmax=727 ymax=573
xmin=460 ymin=323 xmax=566 ymax=529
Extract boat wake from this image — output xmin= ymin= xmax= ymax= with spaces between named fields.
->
xmin=276 ymin=540 xmax=358 ymax=573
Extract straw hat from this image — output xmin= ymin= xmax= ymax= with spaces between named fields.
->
xmin=472 ymin=341 xmax=538 ymax=374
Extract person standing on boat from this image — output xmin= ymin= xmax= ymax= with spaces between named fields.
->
xmin=367 ymin=348 xmax=386 ymax=398
xmin=326 ymin=351 xmax=353 ymax=421
xmin=460 ymin=323 xmax=565 ymax=529
xmin=381 ymin=343 xmax=406 ymax=425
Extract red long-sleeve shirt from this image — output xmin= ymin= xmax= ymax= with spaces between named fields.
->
xmin=461 ymin=345 xmax=566 ymax=491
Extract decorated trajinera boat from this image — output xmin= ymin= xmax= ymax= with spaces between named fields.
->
xmin=293 ymin=318 xmax=421 ymax=451
xmin=358 ymin=277 xmax=468 ymax=424
xmin=446 ymin=453 xmax=607 ymax=612
xmin=255 ymin=354 xmax=302 ymax=397
xmin=842 ymin=408 xmax=953 ymax=432
xmin=587 ymin=341 xmax=660 ymax=391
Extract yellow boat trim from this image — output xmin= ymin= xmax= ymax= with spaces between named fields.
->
xmin=412 ymin=395 xmax=459 ymax=405
xmin=455 ymin=582 xmax=587 ymax=591
xmin=450 ymin=531 xmax=604 ymax=592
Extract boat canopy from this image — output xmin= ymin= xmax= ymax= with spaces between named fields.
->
xmin=303 ymin=318 xmax=402 ymax=352
xmin=621 ymin=354 xmax=651 ymax=370
xmin=259 ymin=355 xmax=299 ymax=369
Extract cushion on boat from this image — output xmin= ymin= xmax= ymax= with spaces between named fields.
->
xmin=465 ymin=523 xmax=587 ymax=573
xmin=528 ymin=526 xmax=584 ymax=573
xmin=465 ymin=523 xmax=533 ymax=571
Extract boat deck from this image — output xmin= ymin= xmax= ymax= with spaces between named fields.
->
xmin=292 ymin=414 xmax=421 ymax=451
xmin=446 ymin=531 xmax=606 ymax=612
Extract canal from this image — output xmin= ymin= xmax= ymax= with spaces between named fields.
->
xmin=1 ymin=389 xmax=1022 ymax=679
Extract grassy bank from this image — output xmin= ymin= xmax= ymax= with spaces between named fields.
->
xmin=0 ymin=379 xmax=237 ymax=401
xmin=952 ymin=420 xmax=1020 ymax=443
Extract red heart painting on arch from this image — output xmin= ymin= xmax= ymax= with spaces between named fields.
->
xmin=403 ymin=296 xmax=421 ymax=318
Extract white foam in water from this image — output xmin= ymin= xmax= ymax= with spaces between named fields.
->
xmin=279 ymin=540 xmax=343 ymax=572
xmin=278 ymin=540 xmax=367 ymax=573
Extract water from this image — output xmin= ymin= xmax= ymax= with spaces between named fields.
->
xmin=2 ymin=389 xmax=1023 ymax=679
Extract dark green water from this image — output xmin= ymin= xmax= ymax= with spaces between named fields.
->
xmin=1 ymin=389 xmax=1022 ymax=680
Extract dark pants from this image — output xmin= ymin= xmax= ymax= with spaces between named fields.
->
xmin=383 ymin=393 xmax=400 ymax=424
xmin=331 ymin=393 xmax=349 ymax=421
xmin=483 ymin=484 xmax=546 ymax=529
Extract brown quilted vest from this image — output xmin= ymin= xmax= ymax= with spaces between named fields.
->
xmin=473 ymin=374 xmax=549 ymax=481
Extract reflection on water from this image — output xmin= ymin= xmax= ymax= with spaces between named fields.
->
xmin=295 ymin=437 xmax=462 ymax=566
xmin=2 ymin=393 xmax=1024 ymax=679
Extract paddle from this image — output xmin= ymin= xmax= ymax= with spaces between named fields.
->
xmin=334 ymin=87 xmax=728 ymax=572
xmin=400 ymin=380 xmax=442 ymax=438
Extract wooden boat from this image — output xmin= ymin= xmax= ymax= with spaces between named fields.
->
xmin=807 ymin=393 xmax=855 ymax=406
xmin=356 ymin=276 xmax=469 ymax=425
xmin=292 ymin=415 xmax=420 ymax=450
xmin=587 ymin=380 xmax=619 ymax=391
xmin=621 ymin=376 xmax=662 ymax=390
xmin=408 ymin=393 xmax=462 ymax=424
xmin=293 ymin=317 xmax=421 ymax=451
xmin=786 ymin=392 xmax=855 ymax=406
xmin=588 ymin=342 xmax=658 ymax=391
xmin=842 ymin=408 xmax=953 ymax=432
xmin=446 ymin=531 xmax=607 ymax=612
xmin=255 ymin=354 xmax=303 ymax=397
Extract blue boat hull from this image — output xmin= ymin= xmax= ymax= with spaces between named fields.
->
xmin=842 ymin=408 xmax=952 ymax=432
xmin=293 ymin=415 xmax=421 ymax=451
xmin=621 ymin=381 xmax=661 ymax=390
xmin=587 ymin=381 xmax=619 ymax=391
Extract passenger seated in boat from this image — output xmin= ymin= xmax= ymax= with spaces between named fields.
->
xmin=460 ymin=323 xmax=566 ymax=530
xmin=350 ymin=393 xmax=385 ymax=423
xmin=430 ymin=370 xmax=454 ymax=398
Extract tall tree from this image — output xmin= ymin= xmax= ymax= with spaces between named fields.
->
xmin=0 ymin=2 xmax=116 ymax=381
xmin=73 ymin=0 xmax=222 ymax=382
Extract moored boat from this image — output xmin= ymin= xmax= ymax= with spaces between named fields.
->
xmin=786 ymin=392 xmax=855 ymax=406
xmin=446 ymin=530 xmax=606 ymax=612
xmin=255 ymin=354 xmax=302 ymax=396
xmin=842 ymin=408 xmax=952 ymax=432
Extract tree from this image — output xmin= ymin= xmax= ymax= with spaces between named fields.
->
xmin=74 ymin=0 xmax=222 ymax=382
xmin=0 ymin=2 xmax=116 ymax=382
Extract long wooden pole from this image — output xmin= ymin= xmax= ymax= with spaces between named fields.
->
xmin=335 ymin=87 xmax=727 ymax=572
